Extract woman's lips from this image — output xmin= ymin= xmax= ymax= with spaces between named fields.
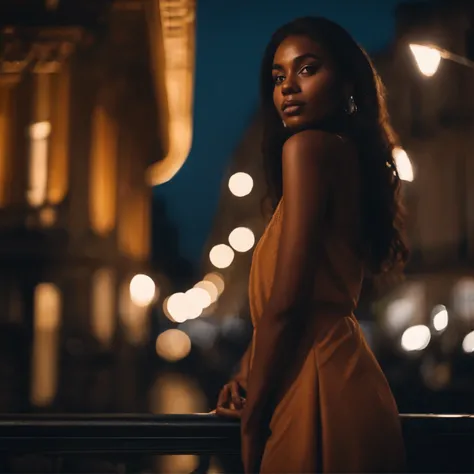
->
xmin=283 ymin=104 xmax=304 ymax=115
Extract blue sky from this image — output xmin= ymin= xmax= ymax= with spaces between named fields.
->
xmin=153 ymin=0 xmax=408 ymax=266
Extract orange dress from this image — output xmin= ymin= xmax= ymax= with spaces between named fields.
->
xmin=247 ymin=177 xmax=406 ymax=472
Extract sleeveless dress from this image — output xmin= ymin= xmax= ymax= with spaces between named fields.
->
xmin=247 ymin=148 xmax=406 ymax=473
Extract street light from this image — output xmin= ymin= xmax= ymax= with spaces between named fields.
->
xmin=409 ymin=41 xmax=473 ymax=257
xmin=409 ymin=43 xmax=474 ymax=77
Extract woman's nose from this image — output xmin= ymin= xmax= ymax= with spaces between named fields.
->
xmin=281 ymin=73 xmax=300 ymax=95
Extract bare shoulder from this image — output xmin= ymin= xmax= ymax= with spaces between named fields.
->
xmin=282 ymin=129 xmax=354 ymax=169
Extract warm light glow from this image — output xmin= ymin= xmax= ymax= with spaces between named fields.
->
xmin=27 ymin=121 xmax=51 ymax=207
xmin=31 ymin=283 xmax=61 ymax=407
xmin=462 ymin=330 xmax=474 ymax=353
xmin=34 ymin=283 xmax=61 ymax=331
xmin=392 ymin=147 xmax=414 ymax=182
xmin=156 ymin=329 xmax=192 ymax=361
xmin=383 ymin=283 xmax=425 ymax=335
xmin=186 ymin=287 xmax=212 ymax=310
xmin=0 ymin=87 xmax=12 ymax=208
xmin=453 ymin=278 xmax=474 ymax=321
xmin=145 ymin=0 xmax=196 ymax=185
xmin=209 ymin=244 xmax=234 ymax=269
xmin=385 ymin=298 xmax=416 ymax=334
xmin=45 ymin=0 xmax=60 ymax=10
xmin=89 ymin=104 xmax=117 ymax=236
xmin=228 ymin=172 xmax=254 ymax=197
xmin=401 ymin=325 xmax=431 ymax=352
xmin=166 ymin=293 xmax=188 ymax=323
xmin=203 ymin=272 xmax=225 ymax=296
xmin=129 ymin=274 xmax=156 ymax=307
xmin=228 ymin=227 xmax=255 ymax=252
xmin=29 ymin=121 xmax=51 ymax=140
xmin=92 ymin=269 xmax=115 ymax=346
xmin=409 ymin=44 xmax=442 ymax=77
xmin=432 ymin=305 xmax=448 ymax=332
xmin=39 ymin=207 xmax=57 ymax=227
xmin=119 ymin=281 xmax=149 ymax=345
xmin=162 ymin=296 xmax=174 ymax=322
xmin=48 ymin=63 xmax=71 ymax=205
xmin=166 ymin=292 xmax=202 ymax=323
xmin=193 ymin=280 xmax=219 ymax=304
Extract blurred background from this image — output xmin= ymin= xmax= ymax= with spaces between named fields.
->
xmin=0 ymin=0 xmax=474 ymax=472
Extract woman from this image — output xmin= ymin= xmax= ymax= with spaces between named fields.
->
xmin=216 ymin=16 xmax=408 ymax=473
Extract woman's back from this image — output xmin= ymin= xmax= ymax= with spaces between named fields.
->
xmin=249 ymin=135 xmax=363 ymax=323
xmin=247 ymin=134 xmax=405 ymax=473
xmin=312 ymin=136 xmax=364 ymax=312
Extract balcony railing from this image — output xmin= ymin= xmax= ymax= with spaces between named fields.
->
xmin=0 ymin=413 xmax=473 ymax=472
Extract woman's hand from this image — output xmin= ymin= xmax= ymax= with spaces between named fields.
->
xmin=216 ymin=380 xmax=246 ymax=419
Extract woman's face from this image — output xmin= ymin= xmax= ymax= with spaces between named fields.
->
xmin=272 ymin=35 xmax=343 ymax=129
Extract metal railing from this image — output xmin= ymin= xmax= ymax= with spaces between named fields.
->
xmin=0 ymin=413 xmax=473 ymax=472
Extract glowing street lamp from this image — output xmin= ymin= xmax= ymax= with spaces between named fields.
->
xmin=409 ymin=44 xmax=441 ymax=77
xmin=409 ymin=43 xmax=474 ymax=77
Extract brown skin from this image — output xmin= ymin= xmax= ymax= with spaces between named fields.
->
xmin=272 ymin=35 xmax=348 ymax=129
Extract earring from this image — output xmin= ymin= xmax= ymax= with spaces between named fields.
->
xmin=345 ymin=95 xmax=357 ymax=116
xmin=282 ymin=120 xmax=287 ymax=128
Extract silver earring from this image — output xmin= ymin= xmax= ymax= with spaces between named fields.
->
xmin=346 ymin=95 xmax=357 ymax=116
xmin=282 ymin=120 xmax=287 ymax=128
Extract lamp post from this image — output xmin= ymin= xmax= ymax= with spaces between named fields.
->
xmin=409 ymin=43 xmax=474 ymax=77
xmin=409 ymin=42 xmax=473 ymax=259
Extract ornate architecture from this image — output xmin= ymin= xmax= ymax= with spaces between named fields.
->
xmin=145 ymin=0 xmax=196 ymax=185
xmin=0 ymin=0 xmax=196 ymax=412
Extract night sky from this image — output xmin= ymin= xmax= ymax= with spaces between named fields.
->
xmin=153 ymin=0 xmax=409 ymax=266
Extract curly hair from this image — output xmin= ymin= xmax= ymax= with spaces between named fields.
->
xmin=259 ymin=16 xmax=409 ymax=274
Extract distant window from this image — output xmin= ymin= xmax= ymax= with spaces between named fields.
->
xmin=27 ymin=121 xmax=51 ymax=207
xmin=31 ymin=283 xmax=62 ymax=407
xmin=91 ymin=268 xmax=116 ymax=347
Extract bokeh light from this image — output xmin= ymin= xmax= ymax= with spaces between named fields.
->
xmin=166 ymin=292 xmax=202 ymax=323
xmin=203 ymin=272 xmax=225 ymax=296
xmin=155 ymin=329 xmax=192 ymax=361
xmin=193 ymin=280 xmax=219 ymax=304
xmin=401 ymin=325 xmax=431 ymax=352
xmin=432 ymin=305 xmax=448 ymax=332
xmin=29 ymin=121 xmax=51 ymax=140
xmin=462 ymin=331 xmax=474 ymax=353
xmin=185 ymin=287 xmax=212 ymax=311
xmin=409 ymin=44 xmax=442 ymax=77
xmin=453 ymin=278 xmax=474 ymax=321
xmin=129 ymin=274 xmax=156 ymax=307
xmin=228 ymin=172 xmax=253 ymax=197
xmin=228 ymin=227 xmax=255 ymax=253
xmin=392 ymin=147 xmax=414 ymax=182
xmin=209 ymin=244 xmax=234 ymax=269
xmin=162 ymin=295 xmax=174 ymax=322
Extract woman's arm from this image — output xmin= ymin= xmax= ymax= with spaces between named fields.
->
xmin=241 ymin=129 xmax=340 ymax=473
xmin=232 ymin=339 xmax=252 ymax=391
xmin=216 ymin=338 xmax=252 ymax=417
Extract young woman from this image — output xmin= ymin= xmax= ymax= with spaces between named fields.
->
xmin=217 ymin=16 xmax=408 ymax=473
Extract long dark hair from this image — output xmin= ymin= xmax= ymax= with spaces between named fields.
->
xmin=260 ymin=16 xmax=408 ymax=274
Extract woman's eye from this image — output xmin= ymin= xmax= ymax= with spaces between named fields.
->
xmin=299 ymin=65 xmax=316 ymax=75
xmin=273 ymin=75 xmax=285 ymax=85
